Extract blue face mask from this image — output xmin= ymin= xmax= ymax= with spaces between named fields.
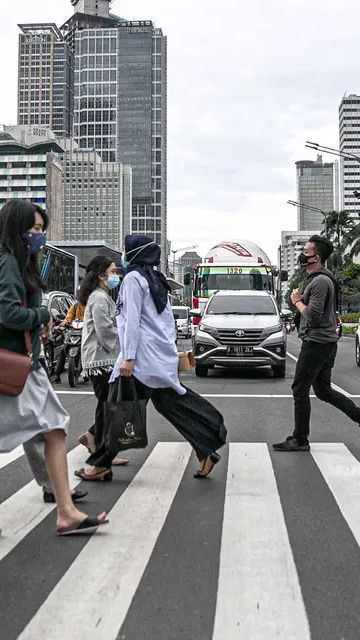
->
xmin=23 ymin=232 xmax=47 ymax=255
xmin=121 ymin=257 xmax=129 ymax=270
xmin=107 ymin=274 xmax=120 ymax=290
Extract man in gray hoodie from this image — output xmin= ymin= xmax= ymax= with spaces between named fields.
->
xmin=273 ymin=235 xmax=360 ymax=451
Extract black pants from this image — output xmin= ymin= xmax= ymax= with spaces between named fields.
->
xmin=292 ymin=340 xmax=360 ymax=441
xmin=88 ymin=371 xmax=112 ymax=450
xmin=87 ymin=377 xmax=227 ymax=468
xmin=55 ymin=344 xmax=67 ymax=377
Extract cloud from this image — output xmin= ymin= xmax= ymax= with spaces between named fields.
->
xmin=1 ymin=0 xmax=359 ymax=264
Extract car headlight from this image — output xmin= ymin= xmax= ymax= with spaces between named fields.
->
xmin=261 ymin=324 xmax=282 ymax=338
xmin=199 ymin=323 xmax=219 ymax=338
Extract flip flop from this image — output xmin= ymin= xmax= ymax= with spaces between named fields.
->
xmin=194 ymin=451 xmax=221 ymax=479
xmin=74 ymin=467 xmax=113 ymax=482
xmin=57 ymin=515 xmax=109 ymax=536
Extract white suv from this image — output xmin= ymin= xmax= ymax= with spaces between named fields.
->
xmin=192 ymin=290 xmax=287 ymax=378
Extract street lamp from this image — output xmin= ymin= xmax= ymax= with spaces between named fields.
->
xmin=287 ymin=199 xmax=328 ymax=235
xmin=305 ymin=141 xmax=360 ymax=164
xmin=170 ymin=245 xmax=198 ymax=280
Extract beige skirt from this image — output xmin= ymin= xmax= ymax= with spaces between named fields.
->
xmin=0 ymin=366 xmax=69 ymax=453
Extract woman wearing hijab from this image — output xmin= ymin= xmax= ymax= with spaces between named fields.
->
xmin=77 ymin=235 xmax=226 ymax=479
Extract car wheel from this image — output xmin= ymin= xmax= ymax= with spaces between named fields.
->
xmin=356 ymin=339 xmax=360 ymax=367
xmin=195 ymin=365 xmax=208 ymax=377
xmin=272 ymin=364 xmax=286 ymax=378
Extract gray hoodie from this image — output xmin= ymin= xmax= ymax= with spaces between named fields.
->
xmin=81 ymin=288 xmax=119 ymax=375
xmin=298 ymin=267 xmax=338 ymax=343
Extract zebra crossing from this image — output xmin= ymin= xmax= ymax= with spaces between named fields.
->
xmin=1 ymin=441 xmax=360 ymax=639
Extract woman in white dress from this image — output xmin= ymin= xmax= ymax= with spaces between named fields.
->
xmin=0 ymin=199 xmax=107 ymax=535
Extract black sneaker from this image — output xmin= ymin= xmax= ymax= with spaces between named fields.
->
xmin=272 ymin=436 xmax=310 ymax=452
xmin=43 ymin=489 xmax=88 ymax=504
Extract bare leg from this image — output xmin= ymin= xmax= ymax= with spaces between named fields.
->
xmin=43 ymin=429 xmax=106 ymax=531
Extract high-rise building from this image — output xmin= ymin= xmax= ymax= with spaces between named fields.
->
xmin=59 ymin=137 xmax=132 ymax=249
xmin=296 ymin=155 xmax=334 ymax=230
xmin=17 ymin=24 xmax=73 ymax=137
xmin=17 ymin=2 xmax=168 ymax=264
xmin=179 ymin=251 xmax=202 ymax=301
xmin=339 ymin=94 xmax=360 ymax=218
xmin=62 ymin=1 xmax=168 ymax=267
xmin=0 ymin=125 xmax=64 ymax=240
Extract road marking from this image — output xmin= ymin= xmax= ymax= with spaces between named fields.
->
xmin=213 ymin=443 xmax=310 ymax=640
xmin=0 ymin=445 xmax=23 ymax=470
xmin=287 ymin=351 xmax=352 ymax=397
xmin=311 ymin=443 xmax=360 ymax=546
xmin=54 ymin=389 xmax=360 ymax=399
xmin=18 ymin=442 xmax=192 ymax=640
xmin=0 ymin=445 xmax=85 ymax=563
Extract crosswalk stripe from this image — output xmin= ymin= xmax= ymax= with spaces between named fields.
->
xmin=311 ymin=443 xmax=360 ymax=546
xmin=0 ymin=445 xmax=85 ymax=563
xmin=18 ymin=442 xmax=192 ymax=640
xmin=213 ymin=443 xmax=311 ymax=639
xmin=0 ymin=445 xmax=23 ymax=471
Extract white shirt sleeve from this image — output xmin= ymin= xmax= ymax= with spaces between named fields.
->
xmin=122 ymin=274 xmax=144 ymax=360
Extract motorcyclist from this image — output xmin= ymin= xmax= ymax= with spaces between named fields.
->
xmin=54 ymin=302 xmax=85 ymax=383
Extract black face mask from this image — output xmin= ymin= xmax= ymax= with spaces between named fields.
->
xmin=298 ymin=252 xmax=319 ymax=267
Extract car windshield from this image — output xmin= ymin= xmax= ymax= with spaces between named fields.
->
xmin=172 ymin=308 xmax=188 ymax=319
xmin=206 ymin=295 xmax=277 ymax=316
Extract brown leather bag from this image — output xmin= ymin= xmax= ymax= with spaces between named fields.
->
xmin=0 ymin=330 xmax=32 ymax=396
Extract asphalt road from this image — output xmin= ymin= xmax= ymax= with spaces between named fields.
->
xmin=1 ymin=334 xmax=360 ymax=639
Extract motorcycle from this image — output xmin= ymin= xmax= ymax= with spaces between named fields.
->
xmin=284 ymin=319 xmax=295 ymax=334
xmin=66 ymin=319 xmax=84 ymax=387
xmin=336 ymin=314 xmax=343 ymax=338
xmin=44 ymin=311 xmax=67 ymax=379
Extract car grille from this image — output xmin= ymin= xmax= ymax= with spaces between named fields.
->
xmin=216 ymin=329 xmax=263 ymax=346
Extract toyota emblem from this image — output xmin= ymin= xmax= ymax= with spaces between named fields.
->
xmin=235 ymin=330 xmax=245 ymax=337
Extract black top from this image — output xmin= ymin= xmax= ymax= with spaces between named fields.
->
xmin=0 ymin=251 xmax=50 ymax=369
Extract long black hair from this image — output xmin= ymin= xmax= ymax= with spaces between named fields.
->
xmin=0 ymin=199 xmax=49 ymax=293
xmin=77 ymin=255 xmax=113 ymax=305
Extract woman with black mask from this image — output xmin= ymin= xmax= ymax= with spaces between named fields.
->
xmin=77 ymin=234 xmax=227 ymax=479
xmin=0 ymin=199 xmax=107 ymax=535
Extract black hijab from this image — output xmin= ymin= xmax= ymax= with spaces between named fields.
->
xmin=125 ymin=234 xmax=171 ymax=314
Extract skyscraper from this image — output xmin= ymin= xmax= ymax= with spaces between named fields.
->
xmin=17 ymin=1 xmax=168 ymax=265
xmin=296 ymin=155 xmax=334 ymax=230
xmin=63 ymin=1 xmax=167 ymax=265
xmin=339 ymin=94 xmax=360 ymax=218
xmin=59 ymin=137 xmax=132 ymax=248
xmin=17 ymin=24 xmax=73 ymax=137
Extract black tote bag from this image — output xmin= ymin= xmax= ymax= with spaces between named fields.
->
xmin=104 ymin=377 xmax=148 ymax=452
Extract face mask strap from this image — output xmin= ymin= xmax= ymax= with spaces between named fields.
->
xmin=125 ymin=241 xmax=157 ymax=265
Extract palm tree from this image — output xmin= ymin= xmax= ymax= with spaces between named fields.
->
xmin=342 ymin=221 xmax=360 ymax=260
xmin=322 ymin=211 xmax=356 ymax=278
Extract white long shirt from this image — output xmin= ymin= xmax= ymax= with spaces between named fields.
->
xmin=110 ymin=271 xmax=185 ymax=395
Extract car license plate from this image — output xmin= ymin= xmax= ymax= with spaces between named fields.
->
xmin=226 ymin=346 xmax=253 ymax=356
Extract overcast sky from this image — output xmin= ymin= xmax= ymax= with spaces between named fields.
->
xmin=1 ymin=0 xmax=359 ymax=262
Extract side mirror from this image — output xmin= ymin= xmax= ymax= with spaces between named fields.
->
xmin=183 ymin=273 xmax=191 ymax=286
xmin=189 ymin=309 xmax=202 ymax=319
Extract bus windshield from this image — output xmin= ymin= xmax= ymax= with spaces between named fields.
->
xmin=40 ymin=245 xmax=77 ymax=295
xmin=194 ymin=267 xmax=273 ymax=297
